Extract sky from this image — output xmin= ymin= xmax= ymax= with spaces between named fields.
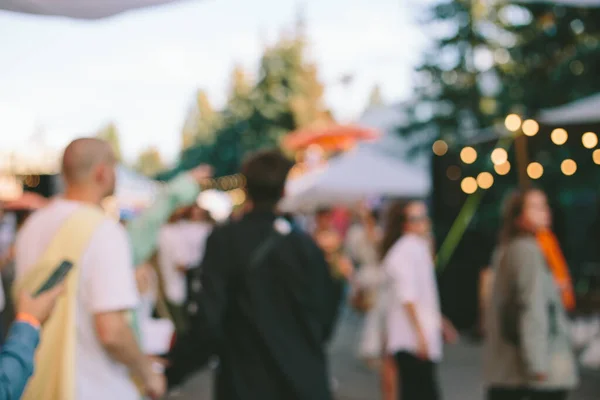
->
xmin=0 ymin=0 xmax=433 ymax=165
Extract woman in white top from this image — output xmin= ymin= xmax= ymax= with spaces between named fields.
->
xmin=381 ymin=200 xmax=457 ymax=400
xmin=347 ymin=206 xmax=397 ymax=400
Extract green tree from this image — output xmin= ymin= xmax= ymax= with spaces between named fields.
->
xmin=181 ymin=90 xmax=222 ymax=150
xmin=163 ymin=20 xmax=330 ymax=179
xmin=135 ymin=147 xmax=165 ymax=177
xmin=226 ymin=64 xmax=253 ymax=120
xmin=493 ymin=2 xmax=600 ymax=112
xmin=96 ymin=122 xmax=123 ymax=162
xmin=400 ymin=0 xmax=507 ymax=154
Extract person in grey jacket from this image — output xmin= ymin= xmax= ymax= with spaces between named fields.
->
xmin=0 ymin=285 xmax=64 ymax=400
xmin=484 ymin=189 xmax=578 ymax=400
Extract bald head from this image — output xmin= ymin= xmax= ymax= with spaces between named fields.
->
xmin=62 ymin=138 xmax=116 ymax=195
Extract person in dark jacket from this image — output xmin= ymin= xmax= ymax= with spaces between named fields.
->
xmin=166 ymin=149 xmax=342 ymax=400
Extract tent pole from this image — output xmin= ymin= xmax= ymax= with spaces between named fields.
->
xmin=515 ymin=132 xmax=530 ymax=190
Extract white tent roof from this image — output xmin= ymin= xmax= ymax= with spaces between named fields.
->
xmin=116 ymin=165 xmax=159 ymax=208
xmin=518 ymin=0 xmax=600 ymax=7
xmin=280 ymin=146 xmax=431 ymax=212
xmin=537 ymin=92 xmax=600 ymax=125
xmin=0 ymin=0 xmax=191 ymax=19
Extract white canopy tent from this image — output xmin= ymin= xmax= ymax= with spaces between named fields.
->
xmin=518 ymin=0 xmax=600 ymax=6
xmin=537 ymin=92 xmax=600 ymax=125
xmin=0 ymin=0 xmax=192 ymax=19
xmin=280 ymin=146 xmax=431 ymax=212
xmin=280 ymin=103 xmax=431 ymax=212
xmin=115 ymin=165 xmax=159 ymax=209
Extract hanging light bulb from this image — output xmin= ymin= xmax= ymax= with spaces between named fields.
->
xmin=504 ymin=114 xmax=522 ymax=132
xmin=461 ymin=177 xmax=478 ymax=194
xmin=446 ymin=165 xmax=461 ymax=181
xmin=526 ymin=162 xmax=544 ymax=179
xmin=477 ymin=172 xmax=494 ymax=189
xmin=593 ymin=149 xmax=600 ymax=165
xmin=551 ymin=128 xmax=568 ymax=145
xmin=460 ymin=146 xmax=477 ymax=164
xmin=432 ymin=140 xmax=449 ymax=156
xmin=561 ymin=159 xmax=577 ymax=176
xmin=522 ymin=119 xmax=540 ymax=136
xmin=490 ymin=148 xmax=508 ymax=165
xmin=582 ymin=132 xmax=598 ymax=149
xmin=494 ymin=161 xmax=511 ymax=176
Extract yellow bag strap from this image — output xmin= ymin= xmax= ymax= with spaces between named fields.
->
xmin=14 ymin=204 xmax=107 ymax=297
xmin=15 ymin=203 xmax=108 ymax=400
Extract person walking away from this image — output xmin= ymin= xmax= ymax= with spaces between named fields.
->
xmin=484 ymin=189 xmax=578 ymax=400
xmin=165 ymin=149 xmax=342 ymax=400
xmin=381 ymin=200 xmax=457 ymax=400
xmin=313 ymin=208 xmax=354 ymax=312
xmin=158 ymin=208 xmax=194 ymax=334
xmin=14 ymin=138 xmax=165 ymax=400
xmin=180 ymin=205 xmax=213 ymax=270
xmin=0 ymin=285 xmax=64 ymax=399
xmin=347 ymin=204 xmax=397 ymax=400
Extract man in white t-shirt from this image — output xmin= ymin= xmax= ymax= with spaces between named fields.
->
xmin=15 ymin=138 xmax=165 ymax=400
xmin=382 ymin=201 xmax=457 ymax=400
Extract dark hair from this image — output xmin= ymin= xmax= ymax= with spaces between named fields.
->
xmin=499 ymin=188 xmax=543 ymax=245
xmin=316 ymin=207 xmax=332 ymax=216
xmin=368 ymin=208 xmax=380 ymax=222
xmin=241 ymin=149 xmax=293 ymax=209
xmin=379 ymin=200 xmax=410 ymax=261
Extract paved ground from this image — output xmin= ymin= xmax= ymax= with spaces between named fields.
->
xmin=169 ymin=312 xmax=600 ymax=400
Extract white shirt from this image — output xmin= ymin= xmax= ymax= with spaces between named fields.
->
xmin=158 ymin=221 xmax=212 ymax=305
xmin=383 ymin=233 xmax=443 ymax=361
xmin=15 ymin=199 xmax=140 ymax=400
xmin=178 ymin=221 xmax=212 ymax=269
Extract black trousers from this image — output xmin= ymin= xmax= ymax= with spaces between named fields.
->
xmin=487 ymin=387 xmax=568 ymax=400
xmin=394 ymin=351 xmax=440 ymax=400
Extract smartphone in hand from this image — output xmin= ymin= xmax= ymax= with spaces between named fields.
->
xmin=34 ymin=260 xmax=74 ymax=297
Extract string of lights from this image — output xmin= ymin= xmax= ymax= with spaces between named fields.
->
xmin=433 ymin=111 xmax=600 ymax=270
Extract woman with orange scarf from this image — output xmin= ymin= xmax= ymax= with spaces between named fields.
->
xmin=536 ymin=229 xmax=576 ymax=312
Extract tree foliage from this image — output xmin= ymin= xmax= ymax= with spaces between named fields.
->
xmin=494 ymin=2 xmax=600 ymax=112
xmin=135 ymin=147 xmax=165 ymax=177
xmin=160 ymin=20 xmax=329 ymax=179
xmin=402 ymin=1 xmax=600 ymax=149
xmin=181 ymin=90 xmax=222 ymax=150
xmin=96 ymin=122 xmax=123 ymax=162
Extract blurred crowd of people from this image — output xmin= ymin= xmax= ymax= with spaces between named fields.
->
xmin=0 ymin=136 xmax=589 ymax=400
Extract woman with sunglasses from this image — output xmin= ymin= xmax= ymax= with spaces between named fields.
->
xmin=381 ymin=200 xmax=456 ymax=400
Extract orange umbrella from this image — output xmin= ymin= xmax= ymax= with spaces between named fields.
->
xmin=4 ymin=192 xmax=49 ymax=211
xmin=282 ymin=124 xmax=379 ymax=152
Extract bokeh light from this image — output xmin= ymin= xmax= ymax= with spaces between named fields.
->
xmin=522 ymin=119 xmax=540 ymax=136
xmin=561 ymin=159 xmax=577 ymax=176
xmin=551 ymin=128 xmax=568 ymax=145
xmin=461 ymin=177 xmax=478 ymax=194
xmin=582 ymin=132 xmax=598 ymax=149
xmin=526 ymin=162 xmax=544 ymax=179
xmin=432 ymin=140 xmax=449 ymax=156
xmin=504 ymin=114 xmax=522 ymax=132
xmin=477 ymin=172 xmax=494 ymax=189
xmin=460 ymin=146 xmax=477 ymax=164
xmin=446 ymin=165 xmax=461 ymax=181
xmin=494 ymin=161 xmax=511 ymax=175
xmin=593 ymin=149 xmax=600 ymax=165
xmin=490 ymin=148 xmax=508 ymax=165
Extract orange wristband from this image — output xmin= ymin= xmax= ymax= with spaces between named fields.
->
xmin=16 ymin=313 xmax=41 ymax=329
